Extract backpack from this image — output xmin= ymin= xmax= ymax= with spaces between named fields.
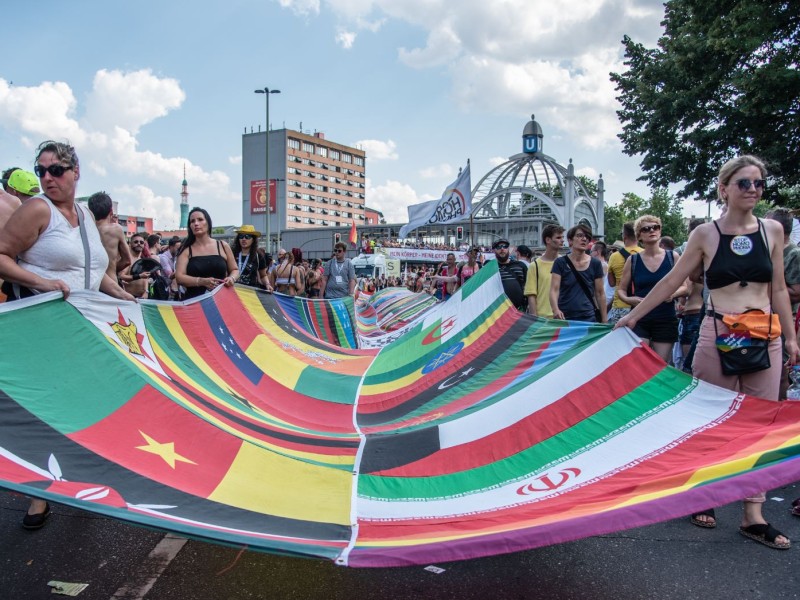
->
xmin=148 ymin=275 xmax=171 ymax=300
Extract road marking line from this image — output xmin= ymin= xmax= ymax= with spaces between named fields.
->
xmin=110 ymin=533 xmax=187 ymax=599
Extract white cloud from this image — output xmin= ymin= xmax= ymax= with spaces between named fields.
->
xmin=278 ymin=0 xmax=665 ymax=150
xmin=276 ymin=0 xmax=320 ymax=16
xmin=353 ymin=138 xmax=398 ymax=160
xmin=419 ymin=163 xmax=454 ymax=179
xmin=83 ymin=69 xmax=185 ymax=135
xmin=0 ymin=74 xmax=236 ymax=224
xmin=229 ymin=155 xmax=242 ymax=165
xmin=0 ymin=79 xmax=84 ymax=143
xmin=336 ymin=30 xmax=357 ymax=49
xmin=115 ymin=184 xmax=181 ymax=229
xmin=366 ymin=179 xmax=421 ymax=222
xmin=488 ymin=156 xmax=507 ymax=167
xmin=576 ymin=166 xmax=599 ymax=180
xmin=399 ymin=25 xmax=461 ymax=69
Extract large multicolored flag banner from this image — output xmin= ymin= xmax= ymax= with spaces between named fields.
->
xmin=1 ymin=263 xmax=800 ymax=567
xmin=398 ymin=161 xmax=472 ymax=239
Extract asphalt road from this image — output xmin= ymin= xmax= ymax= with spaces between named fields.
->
xmin=3 ymin=483 xmax=800 ymax=600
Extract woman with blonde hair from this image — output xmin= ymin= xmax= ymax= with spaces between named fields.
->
xmin=616 ymin=215 xmax=687 ymax=363
xmin=616 ymin=155 xmax=798 ymax=549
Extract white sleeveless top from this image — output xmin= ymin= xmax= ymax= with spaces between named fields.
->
xmin=18 ymin=195 xmax=108 ymax=292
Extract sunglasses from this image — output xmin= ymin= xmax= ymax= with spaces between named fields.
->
xmin=34 ymin=164 xmax=73 ymax=178
xmin=735 ymin=178 xmax=767 ymax=191
xmin=238 ymin=234 xmax=254 ymax=240
xmin=494 ymin=243 xmax=509 ymax=249
xmin=335 ymin=248 xmax=345 ymax=253
xmin=573 ymin=233 xmax=591 ymax=240
xmin=639 ymin=224 xmax=661 ymax=234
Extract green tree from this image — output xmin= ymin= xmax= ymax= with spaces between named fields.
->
xmin=611 ymin=0 xmax=800 ymax=200
xmin=644 ymin=188 xmax=687 ymax=244
xmin=604 ymin=192 xmax=645 ymax=242
xmin=604 ymin=189 xmax=688 ymax=244
xmin=576 ymin=175 xmax=598 ymax=198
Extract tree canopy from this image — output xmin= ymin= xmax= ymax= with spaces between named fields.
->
xmin=604 ymin=188 xmax=689 ymax=245
xmin=611 ymin=0 xmax=800 ymax=202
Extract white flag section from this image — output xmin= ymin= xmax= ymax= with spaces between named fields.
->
xmin=399 ymin=162 xmax=471 ymax=239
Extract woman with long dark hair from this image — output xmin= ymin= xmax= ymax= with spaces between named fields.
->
xmin=175 ymin=207 xmax=238 ymax=300
xmin=230 ymin=224 xmax=269 ymax=290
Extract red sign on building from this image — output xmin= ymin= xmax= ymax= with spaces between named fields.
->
xmin=250 ymin=179 xmax=277 ymax=214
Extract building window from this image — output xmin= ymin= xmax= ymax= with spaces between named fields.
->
xmin=342 ymin=153 xmax=352 ymax=164
xmin=317 ymin=146 xmax=327 ymax=158
xmin=302 ymin=142 xmax=314 ymax=153
xmin=288 ymin=138 xmax=300 ymax=150
xmin=354 ymin=156 xmax=364 ymax=166
xmin=330 ymin=150 xmax=340 ymax=161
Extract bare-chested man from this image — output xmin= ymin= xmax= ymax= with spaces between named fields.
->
xmin=0 ymin=189 xmax=21 ymax=302
xmin=119 ymin=233 xmax=152 ymax=298
xmin=87 ymin=191 xmax=132 ymax=282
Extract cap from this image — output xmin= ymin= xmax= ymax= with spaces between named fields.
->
xmin=492 ymin=238 xmax=510 ymax=249
xmin=7 ymin=170 xmax=40 ymax=196
xmin=130 ymin=258 xmax=162 ymax=277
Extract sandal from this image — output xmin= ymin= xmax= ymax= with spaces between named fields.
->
xmin=739 ymin=523 xmax=791 ymax=550
xmin=791 ymin=498 xmax=800 ymax=517
xmin=690 ymin=508 xmax=716 ymax=528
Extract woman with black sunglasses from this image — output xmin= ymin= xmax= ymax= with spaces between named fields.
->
xmin=0 ymin=140 xmax=135 ymax=530
xmin=0 ymin=141 xmax=133 ymax=303
xmin=615 ymin=155 xmax=797 ymax=549
xmin=616 ymin=215 xmax=688 ymax=364
xmin=230 ymin=225 xmax=269 ymax=290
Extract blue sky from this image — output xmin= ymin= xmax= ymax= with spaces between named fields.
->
xmin=0 ymin=0 xmax=717 ymax=231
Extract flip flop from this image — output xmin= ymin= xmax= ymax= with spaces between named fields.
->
xmin=792 ymin=498 xmax=800 ymax=517
xmin=739 ymin=523 xmax=791 ymax=550
xmin=690 ymin=508 xmax=716 ymax=528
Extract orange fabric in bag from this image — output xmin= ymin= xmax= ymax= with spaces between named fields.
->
xmin=722 ymin=310 xmax=781 ymax=341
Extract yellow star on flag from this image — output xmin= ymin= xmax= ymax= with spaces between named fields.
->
xmin=136 ymin=431 xmax=197 ymax=468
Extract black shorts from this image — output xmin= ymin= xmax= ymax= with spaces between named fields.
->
xmin=633 ymin=317 xmax=679 ymax=343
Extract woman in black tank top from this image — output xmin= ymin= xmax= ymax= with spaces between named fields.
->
xmin=615 ymin=156 xmax=797 ymax=548
xmin=175 ymin=207 xmax=239 ymax=300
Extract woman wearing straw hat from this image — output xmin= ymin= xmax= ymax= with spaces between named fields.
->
xmin=231 ymin=225 xmax=270 ymax=290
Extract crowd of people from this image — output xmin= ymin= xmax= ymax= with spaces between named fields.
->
xmin=1 ymin=143 xmax=798 ymax=547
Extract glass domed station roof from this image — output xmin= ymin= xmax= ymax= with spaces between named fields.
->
xmin=469 ymin=115 xmax=604 ymax=245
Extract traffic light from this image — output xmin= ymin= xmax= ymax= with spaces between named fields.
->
xmin=334 ymin=232 xmax=341 ymax=244
xmin=456 ymin=226 xmax=464 ymax=241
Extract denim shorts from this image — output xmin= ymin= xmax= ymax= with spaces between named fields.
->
xmin=679 ymin=312 xmax=701 ymax=345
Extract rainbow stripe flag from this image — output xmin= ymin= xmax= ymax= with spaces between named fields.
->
xmin=1 ymin=263 xmax=799 ymax=567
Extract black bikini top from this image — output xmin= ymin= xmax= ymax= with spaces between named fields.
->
xmin=705 ymin=220 xmax=772 ymax=289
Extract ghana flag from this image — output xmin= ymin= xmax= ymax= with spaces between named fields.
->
xmin=0 ymin=263 xmax=799 ymax=567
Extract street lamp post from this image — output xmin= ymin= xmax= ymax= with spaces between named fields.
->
xmin=255 ymin=87 xmax=281 ymax=252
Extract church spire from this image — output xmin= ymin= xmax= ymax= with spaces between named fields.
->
xmin=180 ymin=164 xmax=189 ymax=229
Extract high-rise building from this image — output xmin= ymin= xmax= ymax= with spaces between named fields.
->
xmin=242 ymin=128 xmax=366 ymax=249
xmin=180 ymin=164 xmax=189 ymax=229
